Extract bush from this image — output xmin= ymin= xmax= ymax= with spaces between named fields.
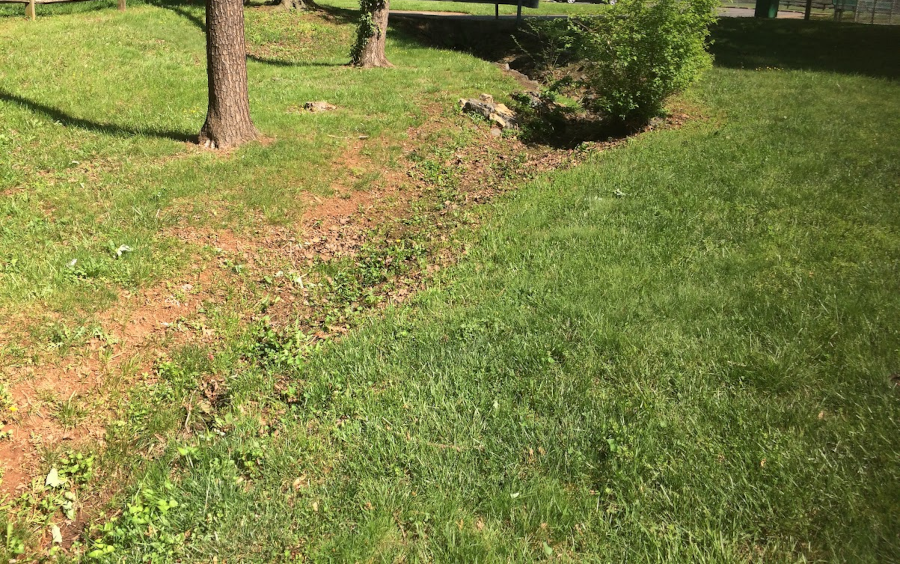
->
xmin=570 ymin=0 xmax=717 ymax=123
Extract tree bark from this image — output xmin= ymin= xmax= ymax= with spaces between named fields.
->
xmin=199 ymin=0 xmax=257 ymax=149
xmin=277 ymin=0 xmax=315 ymax=10
xmin=351 ymin=0 xmax=392 ymax=68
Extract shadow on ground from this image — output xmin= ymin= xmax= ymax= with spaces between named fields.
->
xmin=710 ymin=19 xmax=900 ymax=80
xmin=388 ymin=13 xmax=900 ymax=81
xmin=0 ymin=89 xmax=195 ymax=142
xmin=388 ymin=12 xmax=521 ymax=60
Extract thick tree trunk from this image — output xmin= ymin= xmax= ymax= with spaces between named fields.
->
xmin=351 ymin=0 xmax=392 ymax=68
xmin=199 ymin=0 xmax=257 ymax=149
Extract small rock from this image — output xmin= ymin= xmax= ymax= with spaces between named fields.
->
xmin=460 ymin=95 xmax=518 ymax=129
xmin=304 ymin=101 xmax=337 ymax=112
xmin=490 ymin=127 xmax=502 ymax=138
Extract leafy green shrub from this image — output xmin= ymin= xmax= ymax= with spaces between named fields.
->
xmin=570 ymin=0 xmax=717 ymax=122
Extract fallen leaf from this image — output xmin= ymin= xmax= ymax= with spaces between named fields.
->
xmin=45 ymin=468 xmax=66 ymax=488
xmin=542 ymin=542 xmax=553 ymax=557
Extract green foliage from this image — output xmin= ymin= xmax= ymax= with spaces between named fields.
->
xmin=251 ymin=319 xmax=320 ymax=369
xmin=571 ymin=0 xmax=717 ymax=122
xmin=38 ymin=453 xmax=93 ymax=521
xmin=87 ymin=483 xmax=185 ymax=562
xmin=0 ymin=382 xmax=13 ymax=413
xmin=2 ymin=520 xmax=26 ymax=559
xmin=57 ymin=451 xmax=95 ymax=486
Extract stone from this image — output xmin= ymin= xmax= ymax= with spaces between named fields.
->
xmin=304 ymin=101 xmax=337 ymax=112
xmin=490 ymin=127 xmax=502 ymax=138
xmin=459 ymin=95 xmax=518 ymax=129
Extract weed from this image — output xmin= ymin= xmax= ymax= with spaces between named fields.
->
xmin=54 ymin=393 xmax=85 ymax=430
xmin=87 ymin=483 xmax=185 ymax=561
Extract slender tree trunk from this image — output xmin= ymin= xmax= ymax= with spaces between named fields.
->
xmin=199 ymin=0 xmax=257 ymax=149
xmin=351 ymin=0 xmax=392 ymax=68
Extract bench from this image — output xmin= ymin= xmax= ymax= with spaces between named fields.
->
xmin=0 ymin=0 xmax=125 ymax=20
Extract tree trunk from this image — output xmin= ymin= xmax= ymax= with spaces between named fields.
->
xmin=277 ymin=0 xmax=315 ymax=10
xmin=199 ymin=0 xmax=257 ymax=149
xmin=351 ymin=0 xmax=392 ymax=68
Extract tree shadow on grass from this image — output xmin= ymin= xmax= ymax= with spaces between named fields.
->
xmin=147 ymin=0 xmax=207 ymax=31
xmin=247 ymin=54 xmax=345 ymax=67
xmin=710 ymin=19 xmax=900 ymax=81
xmin=147 ymin=1 xmax=356 ymax=66
xmin=388 ymin=13 xmax=520 ymax=60
xmin=310 ymin=2 xmax=359 ymax=25
xmin=0 ymin=89 xmax=195 ymax=143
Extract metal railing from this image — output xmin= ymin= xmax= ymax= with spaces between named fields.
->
xmin=840 ymin=0 xmax=900 ymax=23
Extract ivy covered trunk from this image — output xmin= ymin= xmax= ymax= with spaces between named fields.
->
xmin=350 ymin=0 xmax=392 ymax=68
xmin=199 ymin=0 xmax=258 ymax=149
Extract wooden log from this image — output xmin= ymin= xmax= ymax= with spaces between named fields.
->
xmin=118 ymin=0 xmax=125 ymax=10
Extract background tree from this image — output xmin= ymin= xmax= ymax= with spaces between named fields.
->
xmin=276 ymin=0 xmax=316 ymax=11
xmin=199 ymin=0 xmax=258 ymax=149
xmin=350 ymin=0 xmax=392 ymax=68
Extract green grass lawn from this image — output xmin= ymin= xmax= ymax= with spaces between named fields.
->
xmin=0 ymin=1 xmax=520 ymax=323
xmin=1 ymin=2 xmax=899 ymax=561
